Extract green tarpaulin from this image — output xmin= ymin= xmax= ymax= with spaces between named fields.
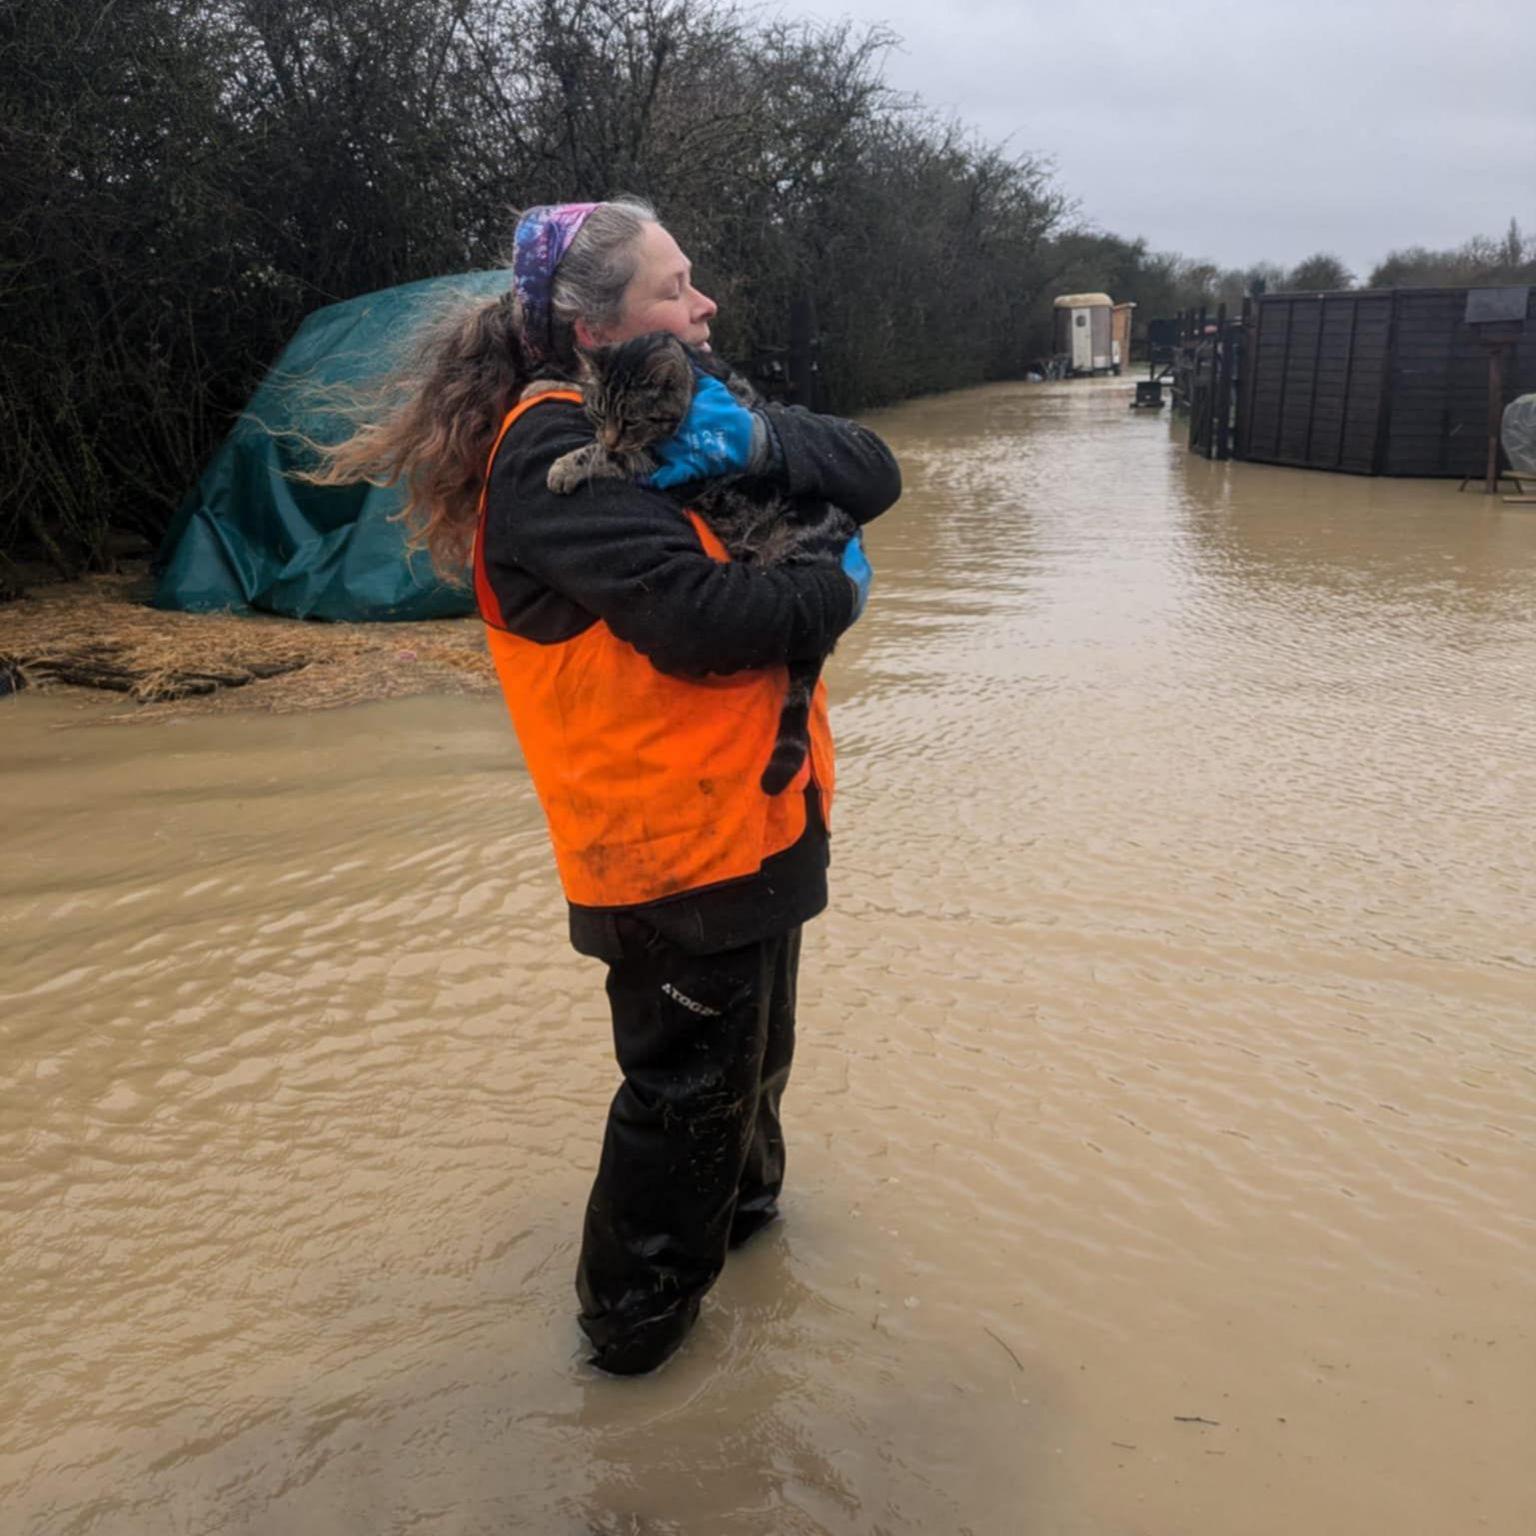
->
xmin=153 ymin=269 xmax=513 ymax=622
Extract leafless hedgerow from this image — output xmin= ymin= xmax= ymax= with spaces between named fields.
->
xmin=3 ymin=0 xmax=1073 ymax=591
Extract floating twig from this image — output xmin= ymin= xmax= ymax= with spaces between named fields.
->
xmin=984 ymin=1326 xmax=1025 ymax=1373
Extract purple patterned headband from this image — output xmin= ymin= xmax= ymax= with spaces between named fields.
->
xmin=513 ymin=202 xmax=599 ymax=363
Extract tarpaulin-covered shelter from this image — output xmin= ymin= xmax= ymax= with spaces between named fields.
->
xmin=153 ymin=269 xmax=513 ymax=621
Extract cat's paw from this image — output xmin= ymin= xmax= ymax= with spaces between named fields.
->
xmin=546 ymin=451 xmax=590 ymax=495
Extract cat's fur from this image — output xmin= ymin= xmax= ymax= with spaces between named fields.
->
xmin=543 ymin=332 xmax=856 ymax=796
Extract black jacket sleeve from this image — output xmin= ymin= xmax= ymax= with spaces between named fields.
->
xmin=485 ymin=401 xmax=858 ymax=677
xmin=760 ymin=404 xmax=902 ymax=526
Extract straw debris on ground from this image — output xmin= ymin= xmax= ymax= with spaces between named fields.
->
xmin=0 ymin=562 xmax=497 ymax=721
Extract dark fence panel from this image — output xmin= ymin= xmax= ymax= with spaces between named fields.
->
xmin=1240 ymin=287 xmax=1535 ymax=476
xmin=1342 ymin=299 xmax=1393 ymax=472
xmin=1245 ymin=300 xmax=1290 ymax=461
xmin=1242 ymin=293 xmax=1393 ymax=474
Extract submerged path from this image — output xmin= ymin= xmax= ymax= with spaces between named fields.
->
xmin=4 ymin=377 xmax=1534 ymax=1534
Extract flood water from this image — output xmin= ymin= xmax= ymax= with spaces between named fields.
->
xmin=4 ymin=377 xmax=1534 ymax=1535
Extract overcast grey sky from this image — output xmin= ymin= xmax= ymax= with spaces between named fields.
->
xmin=802 ymin=0 xmax=1535 ymax=277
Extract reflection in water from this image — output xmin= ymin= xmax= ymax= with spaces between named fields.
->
xmin=4 ymin=377 xmax=1534 ymax=1535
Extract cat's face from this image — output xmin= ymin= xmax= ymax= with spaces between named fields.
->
xmin=582 ymin=333 xmax=695 ymax=454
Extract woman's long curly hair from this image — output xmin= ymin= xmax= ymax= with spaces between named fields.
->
xmin=303 ymin=198 xmax=656 ymax=580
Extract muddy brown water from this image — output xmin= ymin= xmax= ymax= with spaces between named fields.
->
xmin=4 ymin=377 xmax=1534 ymax=1535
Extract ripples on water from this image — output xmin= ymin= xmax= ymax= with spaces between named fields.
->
xmin=4 ymin=379 xmax=1533 ymax=1535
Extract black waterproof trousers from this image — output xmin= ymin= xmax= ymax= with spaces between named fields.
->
xmin=575 ymin=918 xmax=801 ymax=1373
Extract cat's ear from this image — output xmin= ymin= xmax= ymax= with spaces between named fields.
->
xmin=575 ymin=345 xmax=612 ymax=383
xmin=646 ymin=335 xmax=692 ymax=390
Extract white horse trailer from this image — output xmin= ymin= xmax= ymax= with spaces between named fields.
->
xmin=1053 ymin=293 xmax=1118 ymax=376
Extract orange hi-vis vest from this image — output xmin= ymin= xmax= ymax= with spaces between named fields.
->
xmin=473 ymin=390 xmax=835 ymax=909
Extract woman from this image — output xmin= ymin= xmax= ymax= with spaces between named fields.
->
xmin=320 ymin=199 xmax=899 ymax=1374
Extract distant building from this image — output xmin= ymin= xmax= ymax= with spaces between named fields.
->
xmin=1112 ymin=303 xmax=1136 ymax=367
xmin=1053 ymin=293 xmax=1120 ymax=376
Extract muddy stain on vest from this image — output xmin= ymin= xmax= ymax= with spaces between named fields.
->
xmin=4 ymin=378 xmax=1534 ymax=1535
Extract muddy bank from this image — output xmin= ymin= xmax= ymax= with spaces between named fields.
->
xmin=0 ymin=560 xmax=496 ymax=719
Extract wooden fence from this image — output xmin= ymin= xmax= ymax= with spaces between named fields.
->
xmin=1235 ymin=287 xmax=1536 ymax=476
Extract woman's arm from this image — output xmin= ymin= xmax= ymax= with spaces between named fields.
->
xmin=758 ymin=405 xmax=902 ymax=526
xmin=483 ymin=402 xmax=857 ymax=678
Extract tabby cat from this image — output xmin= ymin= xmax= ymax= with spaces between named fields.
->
xmin=543 ymin=332 xmax=856 ymax=796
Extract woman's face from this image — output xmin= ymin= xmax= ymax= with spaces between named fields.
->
xmin=596 ymin=222 xmax=717 ymax=350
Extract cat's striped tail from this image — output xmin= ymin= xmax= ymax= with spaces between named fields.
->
xmin=760 ymin=658 xmax=823 ymax=795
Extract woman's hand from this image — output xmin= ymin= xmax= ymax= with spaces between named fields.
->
xmin=644 ymin=374 xmax=760 ymax=489
xmin=841 ymin=532 xmax=872 ymax=619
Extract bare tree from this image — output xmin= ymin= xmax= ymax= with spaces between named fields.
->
xmin=0 ymin=0 xmax=1068 ymax=584
xmin=1285 ymin=253 xmax=1354 ymax=292
xmin=1369 ymin=220 xmax=1536 ymax=288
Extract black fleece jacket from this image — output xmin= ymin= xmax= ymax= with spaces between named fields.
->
xmin=479 ymin=394 xmax=901 ymax=956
